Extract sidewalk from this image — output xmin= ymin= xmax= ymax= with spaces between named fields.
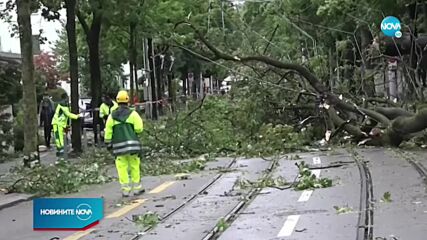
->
xmin=0 ymin=149 xmax=73 ymax=210
xmin=0 ymin=150 xmax=58 ymax=179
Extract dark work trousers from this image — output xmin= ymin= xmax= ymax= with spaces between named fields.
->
xmin=43 ymin=121 xmax=53 ymax=148
xmin=99 ymin=117 xmax=107 ymax=143
xmin=40 ymin=110 xmax=53 ymax=148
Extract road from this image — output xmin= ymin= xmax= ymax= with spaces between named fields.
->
xmin=0 ymin=148 xmax=426 ymax=240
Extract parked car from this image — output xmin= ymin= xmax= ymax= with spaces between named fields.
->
xmin=79 ymin=98 xmax=93 ymax=129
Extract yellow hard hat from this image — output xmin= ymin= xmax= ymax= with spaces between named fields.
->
xmin=116 ymin=90 xmax=129 ymax=103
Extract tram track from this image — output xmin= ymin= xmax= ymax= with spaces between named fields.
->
xmin=129 ymin=157 xmax=238 ymax=240
xmin=351 ymin=150 xmax=374 ymax=240
xmin=393 ymin=149 xmax=427 ymax=182
xmin=201 ymin=156 xmax=279 ymax=240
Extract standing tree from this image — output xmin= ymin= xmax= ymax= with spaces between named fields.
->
xmin=65 ymin=0 xmax=82 ymax=152
xmin=40 ymin=0 xmax=82 ymax=152
xmin=33 ymin=52 xmax=61 ymax=89
xmin=76 ymin=0 xmax=105 ymax=144
xmin=16 ymin=0 xmax=39 ymax=166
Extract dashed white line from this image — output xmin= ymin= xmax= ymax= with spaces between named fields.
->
xmin=277 ymin=156 xmax=322 ymax=237
xmin=313 ymin=156 xmax=321 ymax=165
xmin=297 ymin=190 xmax=313 ymax=202
xmin=277 ymin=215 xmax=301 ymax=237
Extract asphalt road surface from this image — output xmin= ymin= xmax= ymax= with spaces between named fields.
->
xmin=0 ymin=148 xmax=426 ymax=240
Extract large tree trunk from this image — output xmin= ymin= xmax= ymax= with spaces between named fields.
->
xmin=17 ymin=0 xmax=39 ymax=165
xmin=77 ymin=9 xmax=102 ymax=144
xmin=88 ymin=22 xmax=102 ymax=144
xmin=65 ymin=0 xmax=82 ymax=152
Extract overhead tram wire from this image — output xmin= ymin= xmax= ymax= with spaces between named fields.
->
xmin=221 ymin=8 xmax=291 ymax=60
xmin=176 ymin=44 xmax=311 ymax=94
xmin=222 ymin=1 xmax=372 ymax=89
xmin=276 ymin=12 xmax=318 ymax=56
xmin=209 ymin=1 xmax=400 ymax=93
xmin=222 ymin=4 xmax=356 ymax=60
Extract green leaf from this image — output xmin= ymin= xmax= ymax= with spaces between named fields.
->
xmin=333 ymin=205 xmax=353 ymax=214
xmin=381 ymin=192 xmax=392 ymax=203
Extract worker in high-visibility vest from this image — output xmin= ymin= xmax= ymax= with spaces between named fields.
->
xmin=99 ymin=95 xmax=119 ymax=141
xmin=104 ymin=90 xmax=144 ymax=197
xmin=51 ymin=93 xmax=83 ymax=159
xmin=100 ymin=95 xmax=119 ymax=123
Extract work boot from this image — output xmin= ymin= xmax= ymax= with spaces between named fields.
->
xmin=133 ymin=183 xmax=145 ymax=196
xmin=133 ymin=188 xmax=146 ymax=196
xmin=122 ymin=191 xmax=130 ymax=198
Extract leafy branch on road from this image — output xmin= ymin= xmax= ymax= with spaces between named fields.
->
xmin=133 ymin=212 xmax=160 ymax=228
xmin=334 ymin=205 xmax=353 ymax=214
xmin=215 ymin=217 xmax=229 ymax=232
xmin=237 ymin=176 xmax=289 ymax=190
xmin=6 ymin=148 xmax=113 ymax=195
xmin=294 ymin=161 xmax=332 ymax=190
xmin=142 ymin=158 xmax=206 ymax=176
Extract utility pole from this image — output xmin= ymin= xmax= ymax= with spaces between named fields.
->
xmin=134 ymin=31 xmax=139 ymax=103
xmin=329 ymin=48 xmax=334 ymax=93
xmin=142 ymin=38 xmax=152 ymax=119
xmin=199 ymin=72 xmax=204 ymax=99
xmin=148 ymin=38 xmax=158 ymax=120
xmin=210 ymin=76 xmax=213 ymax=94
xmin=157 ymin=53 xmax=164 ymax=115
xmin=129 ymin=24 xmax=136 ymax=105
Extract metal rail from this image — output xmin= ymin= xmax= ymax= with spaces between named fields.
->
xmin=394 ymin=149 xmax=427 ymax=181
xmin=352 ymin=151 xmax=374 ymax=240
xmin=130 ymin=157 xmax=238 ymax=240
xmin=201 ymin=156 xmax=279 ymax=240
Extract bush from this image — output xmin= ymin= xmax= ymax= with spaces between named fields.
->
xmin=0 ymin=105 xmax=14 ymax=159
xmin=13 ymin=109 xmax=24 ymax=151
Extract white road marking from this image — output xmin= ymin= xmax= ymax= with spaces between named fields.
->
xmin=313 ymin=156 xmax=321 ymax=165
xmin=312 ymin=169 xmax=321 ymax=178
xmin=277 ymin=215 xmax=301 ymax=237
xmin=297 ymin=190 xmax=313 ymax=202
xmin=280 ymin=156 xmax=321 ymax=237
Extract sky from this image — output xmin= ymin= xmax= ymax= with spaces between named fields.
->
xmin=0 ymin=9 xmax=65 ymax=53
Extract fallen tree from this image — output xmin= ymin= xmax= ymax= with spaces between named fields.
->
xmin=177 ymin=22 xmax=427 ymax=147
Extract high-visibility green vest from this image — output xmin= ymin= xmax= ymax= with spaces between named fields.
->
xmin=104 ymin=106 xmax=143 ymax=156
xmin=100 ymin=101 xmax=118 ymax=119
xmin=51 ymin=103 xmax=79 ymax=128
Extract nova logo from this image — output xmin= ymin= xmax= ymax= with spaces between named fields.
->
xmin=381 ymin=16 xmax=402 ymax=38
xmin=76 ymin=203 xmax=93 ymax=221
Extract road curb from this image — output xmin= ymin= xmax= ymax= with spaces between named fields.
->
xmin=0 ymin=193 xmax=36 ymax=211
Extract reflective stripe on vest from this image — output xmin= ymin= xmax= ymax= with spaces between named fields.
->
xmin=112 ymin=140 xmax=141 ymax=149
xmin=113 ymin=146 xmax=141 ymax=155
